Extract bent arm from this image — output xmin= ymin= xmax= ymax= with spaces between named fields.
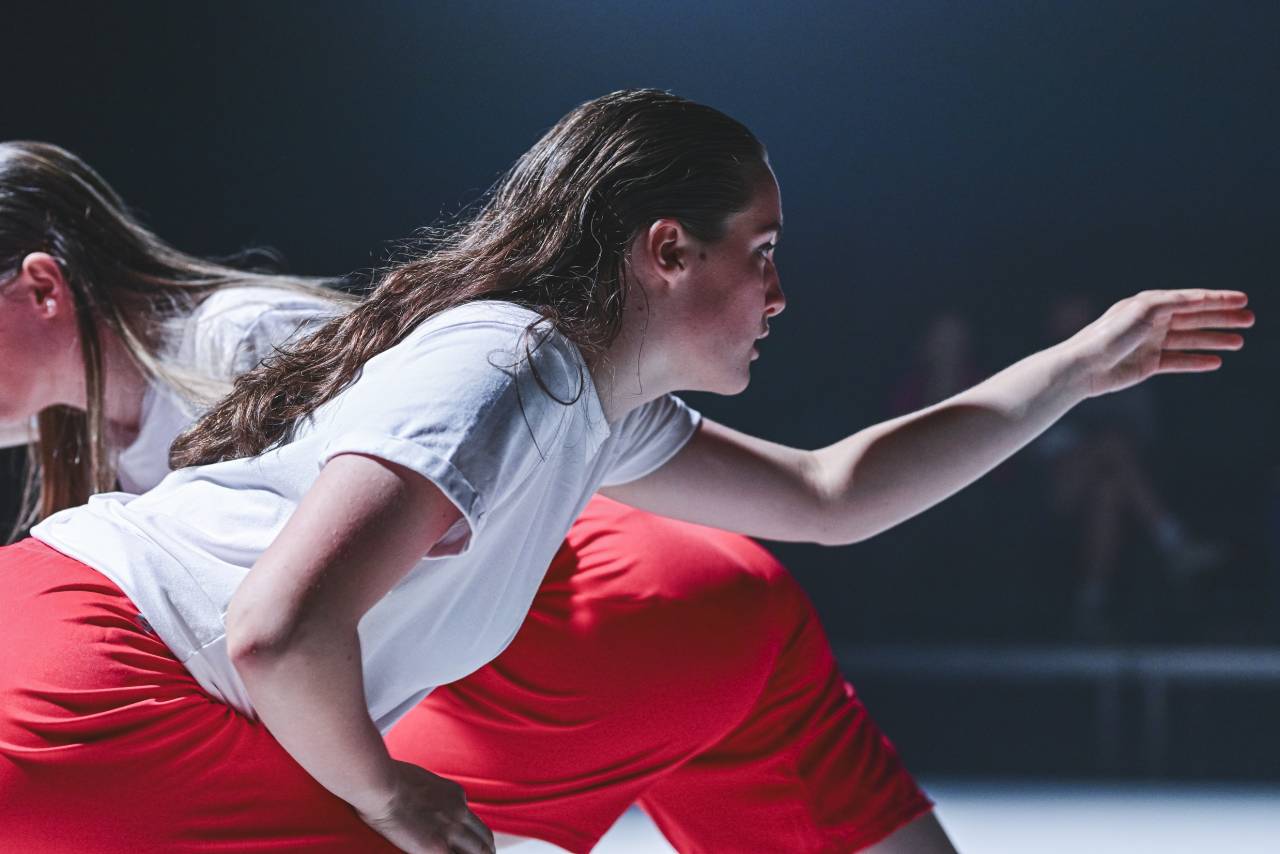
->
xmin=605 ymin=289 xmax=1250 ymax=545
xmin=226 ymin=452 xmax=461 ymax=816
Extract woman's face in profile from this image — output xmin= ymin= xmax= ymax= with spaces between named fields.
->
xmin=672 ymin=173 xmax=787 ymax=395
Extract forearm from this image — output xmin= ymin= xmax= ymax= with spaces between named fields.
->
xmin=813 ymin=339 xmax=1088 ymax=543
xmin=611 ymin=289 xmax=1247 ymax=547
xmin=231 ymin=626 xmax=396 ymax=816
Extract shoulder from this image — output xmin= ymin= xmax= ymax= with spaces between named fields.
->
xmin=361 ymin=302 xmax=590 ymax=449
xmin=412 ymin=300 xmax=545 ymax=337
xmin=190 ymin=285 xmax=343 ymax=334
xmin=403 ymin=301 xmax=585 ymax=397
xmin=181 ymin=285 xmax=345 ymax=376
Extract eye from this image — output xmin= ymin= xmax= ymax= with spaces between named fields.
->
xmin=756 ymin=242 xmax=776 ymax=259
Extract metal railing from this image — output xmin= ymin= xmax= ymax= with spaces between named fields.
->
xmin=835 ymin=645 xmax=1280 ymax=775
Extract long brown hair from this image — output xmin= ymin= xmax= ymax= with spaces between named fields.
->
xmin=0 ymin=141 xmax=350 ymax=536
xmin=172 ymin=89 xmax=769 ymax=467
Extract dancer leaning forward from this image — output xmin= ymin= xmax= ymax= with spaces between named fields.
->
xmin=0 ymin=92 xmax=1252 ymax=853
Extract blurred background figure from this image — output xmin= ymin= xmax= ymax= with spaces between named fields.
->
xmin=890 ymin=312 xmax=982 ymax=415
xmin=872 ymin=311 xmax=1020 ymax=641
xmin=1032 ymin=294 xmax=1224 ymax=641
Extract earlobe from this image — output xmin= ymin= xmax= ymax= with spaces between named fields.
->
xmin=20 ymin=252 xmax=69 ymax=317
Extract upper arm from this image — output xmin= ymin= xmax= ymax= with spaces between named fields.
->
xmin=601 ymin=417 xmax=835 ymax=543
xmin=226 ymin=453 xmax=463 ymax=656
xmin=226 ymin=307 xmax=574 ymax=655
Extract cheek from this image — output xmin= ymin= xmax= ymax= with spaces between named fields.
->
xmin=0 ymin=348 xmax=38 ymax=406
xmin=0 ymin=320 xmax=27 ymax=372
xmin=0 ymin=317 xmax=62 ymax=413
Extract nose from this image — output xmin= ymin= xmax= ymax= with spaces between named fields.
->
xmin=764 ymin=260 xmax=786 ymax=318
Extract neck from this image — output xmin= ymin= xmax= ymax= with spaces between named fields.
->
xmin=587 ymin=290 xmax=681 ymax=424
xmin=97 ymin=327 xmax=149 ymax=444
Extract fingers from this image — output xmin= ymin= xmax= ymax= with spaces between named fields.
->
xmin=1136 ymin=288 xmax=1249 ymax=311
xmin=1163 ymin=330 xmax=1245 ymax=351
xmin=448 ymin=819 xmax=495 ymax=854
xmin=1157 ymin=352 xmax=1223 ymax=373
xmin=1169 ymin=309 xmax=1255 ymax=331
xmin=459 ymin=808 xmax=495 ymax=854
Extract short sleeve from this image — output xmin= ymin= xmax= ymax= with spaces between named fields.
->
xmin=187 ymin=288 xmax=340 ymax=381
xmin=600 ymin=394 xmax=702 ymax=487
xmin=318 ymin=306 xmax=584 ymax=557
xmin=116 ymin=288 xmax=344 ymax=494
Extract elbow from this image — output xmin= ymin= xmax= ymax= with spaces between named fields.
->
xmin=810 ymin=519 xmax=875 ymax=548
xmin=807 ymin=480 xmax=887 ymax=547
xmin=226 ymin=632 xmax=279 ymax=669
xmin=805 ymin=451 xmax=871 ymax=547
xmin=806 ymin=500 xmax=869 ymax=547
xmin=225 ymin=621 xmax=280 ymax=670
xmin=809 ymin=488 xmax=896 ymax=546
xmin=225 ymin=594 xmax=301 ymax=667
xmin=806 ymin=445 xmax=909 ymax=547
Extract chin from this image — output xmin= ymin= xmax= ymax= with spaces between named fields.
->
xmin=719 ymin=369 xmax=753 ymax=396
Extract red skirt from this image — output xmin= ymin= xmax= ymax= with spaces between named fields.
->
xmin=0 ymin=498 xmax=929 ymax=853
xmin=390 ymin=498 xmax=931 ymax=853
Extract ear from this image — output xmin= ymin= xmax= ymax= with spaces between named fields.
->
xmin=633 ymin=218 xmax=693 ymax=291
xmin=18 ymin=252 xmax=71 ymax=319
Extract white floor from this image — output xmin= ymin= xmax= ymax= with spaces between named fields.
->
xmin=516 ymin=780 xmax=1280 ymax=853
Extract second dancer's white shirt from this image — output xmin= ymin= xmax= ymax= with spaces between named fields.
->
xmin=33 ymin=296 xmax=701 ymax=734
xmin=114 ymin=286 xmax=339 ymax=493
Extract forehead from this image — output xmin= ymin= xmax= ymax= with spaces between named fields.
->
xmin=727 ymin=172 xmax=783 ymax=239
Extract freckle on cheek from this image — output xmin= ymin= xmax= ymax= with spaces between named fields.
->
xmin=699 ymin=252 xmax=707 ymax=260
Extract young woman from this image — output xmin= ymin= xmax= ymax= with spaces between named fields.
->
xmin=0 ymin=141 xmax=351 ymax=527
xmin=0 ymin=140 xmax=943 ymax=852
xmin=0 ymin=91 xmax=1251 ymax=854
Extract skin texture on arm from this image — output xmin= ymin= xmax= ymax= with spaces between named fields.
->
xmin=226 ymin=452 xmax=494 ymax=854
xmin=604 ymin=289 xmax=1252 ymax=545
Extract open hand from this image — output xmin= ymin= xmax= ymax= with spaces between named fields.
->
xmin=358 ymin=760 xmax=495 ymax=854
xmin=1065 ymin=289 xmax=1253 ymax=398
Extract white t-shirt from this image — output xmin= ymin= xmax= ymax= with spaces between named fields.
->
xmin=33 ymin=298 xmax=701 ymax=734
xmin=115 ymin=286 xmax=340 ymax=493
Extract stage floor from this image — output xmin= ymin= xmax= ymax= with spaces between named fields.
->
xmin=519 ymin=779 xmax=1280 ymax=852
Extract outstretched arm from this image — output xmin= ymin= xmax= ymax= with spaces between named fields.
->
xmin=603 ymin=289 xmax=1252 ymax=544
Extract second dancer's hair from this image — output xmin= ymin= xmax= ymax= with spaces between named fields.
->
xmin=0 ymin=141 xmax=350 ymax=532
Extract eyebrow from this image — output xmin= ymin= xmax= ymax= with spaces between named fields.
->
xmin=757 ymin=219 xmax=784 ymax=239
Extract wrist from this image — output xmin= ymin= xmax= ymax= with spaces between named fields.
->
xmin=1044 ymin=338 xmax=1096 ymax=405
xmin=345 ymin=756 xmax=404 ymax=820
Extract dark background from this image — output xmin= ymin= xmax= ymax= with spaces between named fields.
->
xmin=4 ymin=1 xmax=1277 ymax=777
